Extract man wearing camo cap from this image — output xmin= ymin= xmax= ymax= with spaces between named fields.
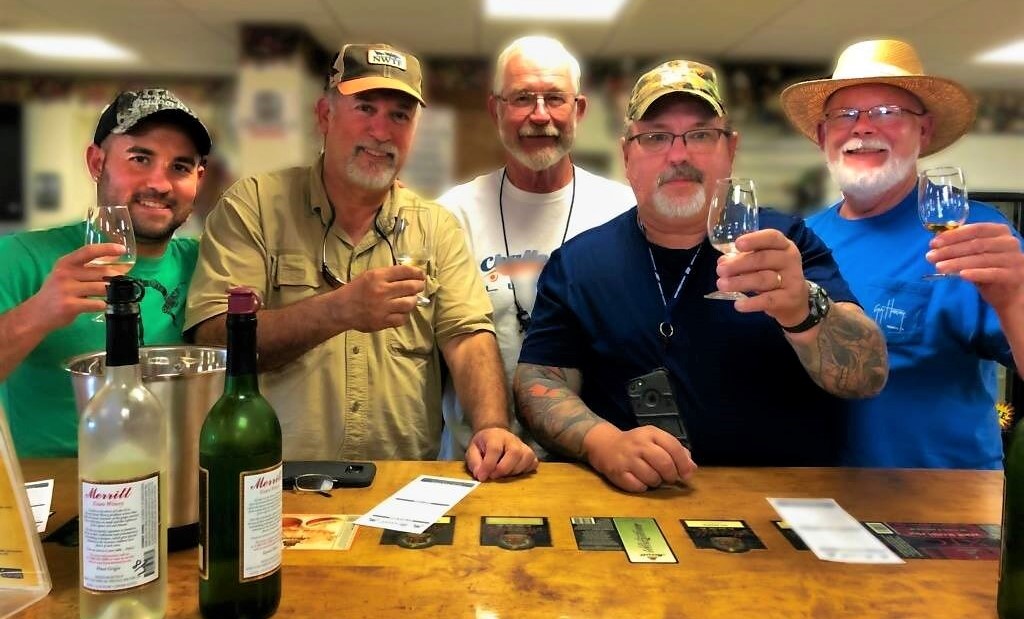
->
xmin=0 ymin=88 xmax=210 ymax=456
xmin=514 ymin=60 xmax=887 ymax=492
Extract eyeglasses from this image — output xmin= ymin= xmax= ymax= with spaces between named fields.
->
xmin=292 ymin=474 xmax=335 ymax=497
xmin=495 ymin=91 xmax=579 ymax=111
xmin=626 ymin=128 xmax=733 ymax=155
xmin=822 ymin=105 xmax=925 ymax=128
xmin=320 ymin=207 xmax=397 ymax=289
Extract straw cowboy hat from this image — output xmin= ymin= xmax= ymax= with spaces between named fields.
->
xmin=780 ymin=39 xmax=977 ymax=156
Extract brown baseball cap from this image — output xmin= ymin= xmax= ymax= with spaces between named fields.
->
xmin=328 ymin=43 xmax=425 ymax=106
xmin=625 ymin=60 xmax=726 ymax=123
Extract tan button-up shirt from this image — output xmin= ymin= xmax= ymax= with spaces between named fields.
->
xmin=185 ymin=157 xmax=495 ymax=460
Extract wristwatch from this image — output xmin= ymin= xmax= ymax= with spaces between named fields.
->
xmin=781 ymin=280 xmax=832 ymax=334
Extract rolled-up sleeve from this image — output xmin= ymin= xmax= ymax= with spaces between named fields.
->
xmin=431 ymin=206 xmax=495 ymax=346
xmin=185 ymin=178 xmax=270 ymax=332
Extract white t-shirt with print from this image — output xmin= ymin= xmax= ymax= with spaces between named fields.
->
xmin=436 ymin=165 xmax=636 ymax=459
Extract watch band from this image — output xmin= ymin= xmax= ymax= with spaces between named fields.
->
xmin=781 ymin=310 xmax=822 ymax=334
xmin=781 ymin=281 xmax=830 ymax=334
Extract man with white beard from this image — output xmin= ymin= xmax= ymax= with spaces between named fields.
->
xmin=435 ymin=36 xmax=636 ymax=460
xmin=783 ymin=39 xmax=1024 ymax=469
xmin=512 ymin=60 xmax=887 ymax=492
xmin=186 ymin=44 xmax=537 ymax=481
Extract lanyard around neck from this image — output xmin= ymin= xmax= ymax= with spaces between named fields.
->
xmin=638 ymin=215 xmax=702 ymax=343
xmin=498 ymin=166 xmax=577 ymax=333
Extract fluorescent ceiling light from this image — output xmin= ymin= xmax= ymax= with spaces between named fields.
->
xmin=975 ymin=40 xmax=1024 ymax=64
xmin=484 ymin=0 xmax=628 ymax=21
xmin=0 ymin=34 xmax=136 ymax=61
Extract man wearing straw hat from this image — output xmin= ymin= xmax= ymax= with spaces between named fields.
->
xmin=514 ymin=59 xmax=887 ymax=493
xmin=782 ymin=39 xmax=1024 ymax=470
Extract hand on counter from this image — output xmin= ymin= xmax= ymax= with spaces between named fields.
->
xmin=466 ymin=427 xmax=539 ymax=482
xmin=583 ymin=423 xmax=696 ymax=493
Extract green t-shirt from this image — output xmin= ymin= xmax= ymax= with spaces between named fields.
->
xmin=0 ymin=222 xmax=199 ymax=457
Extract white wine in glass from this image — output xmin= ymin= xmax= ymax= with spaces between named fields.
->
xmin=918 ymin=166 xmax=968 ymax=279
xmin=705 ymin=177 xmax=758 ymax=300
xmin=394 ymin=206 xmax=434 ymax=306
xmin=85 ymin=205 xmax=137 ymax=320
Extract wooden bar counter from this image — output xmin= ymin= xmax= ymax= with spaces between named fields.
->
xmin=13 ymin=459 xmax=1002 ymax=618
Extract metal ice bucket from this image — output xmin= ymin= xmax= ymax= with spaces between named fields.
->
xmin=66 ymin=345 xmax=226 ymax=544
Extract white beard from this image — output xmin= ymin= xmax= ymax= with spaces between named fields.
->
xmin=345 ymin=144 xmax=398 ymax=191
xmin=653 ymin=185 xmax=706 ymax=219
xmin=827 ymin=137 xmax=919 ymax=203
xmin=500 ymin=120 xmax=575 ymax=172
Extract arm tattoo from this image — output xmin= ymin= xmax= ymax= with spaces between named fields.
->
xmin=513 ymin=363 xmax=603 ymax=460
xmin=790 ymin=303 xmax=889 ymax=399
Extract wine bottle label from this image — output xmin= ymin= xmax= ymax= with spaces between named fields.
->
xmin=81 ymin=473 xmax=161 ymax=592
xmin=198 ymin=466 xmax=209 ymax=580
xmin=240 ymin=463 xmax=282 ymax=581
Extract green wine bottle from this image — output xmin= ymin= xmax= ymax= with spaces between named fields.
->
xmin=199 ymin=287 xmax=282 ymax=619
xmin=1000 ymin=417 xmax=1024 ymax=618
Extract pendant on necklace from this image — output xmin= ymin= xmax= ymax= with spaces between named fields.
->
xmin=659 ymin=322 xmax=674 ymax=344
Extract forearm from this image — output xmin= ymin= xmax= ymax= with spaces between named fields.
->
xmin=0 ymin=299 xmax=51 ymax=382
xmin=192 ymin=293 xmax=348 ymax=372
xmin=513 ymin=363 xmax=606 ymax=460
xmin=443 ymin=331 xmax=509 ymax=431
xmin=785 ymin=301 xmax=888 ymax=398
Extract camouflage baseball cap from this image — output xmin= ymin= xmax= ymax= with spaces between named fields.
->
xmin=328 ymin=43 xmax=425 ymax=106
xmin=93 ymin=88 xmax=211 ymax=156
xmin=625 ymin=60 xmax=726 ymax=123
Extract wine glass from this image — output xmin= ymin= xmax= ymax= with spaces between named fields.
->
xmin=918 ymin=166 xmax=969 ymax=280
xmin=393 ymin=206 xmax=434 ymax=306
xmin=704 ymin=177 xmax=759 ymax=300
xmin=84 ymin=205 xmax=137 ymax=321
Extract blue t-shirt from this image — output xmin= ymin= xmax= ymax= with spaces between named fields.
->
xmin=519 ymin=207 xmax=858 ymax=467
xmin=807 ymin=188 xmax=1015 ymax=469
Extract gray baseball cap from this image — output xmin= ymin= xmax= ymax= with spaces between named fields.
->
xmin=93 ymin=88 xmax=212 ymax=156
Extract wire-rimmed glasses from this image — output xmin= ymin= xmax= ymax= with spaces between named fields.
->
xmin=292 ymin=474 xmax=335 ymax=498
xmin=626 ymin=128 xmax=733 ymax=156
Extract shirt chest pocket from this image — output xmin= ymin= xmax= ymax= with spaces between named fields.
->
xmin=270 ymin=253 xmax=322 ymax=307
xmin=864 ymin=278 xmax=932 ymax=347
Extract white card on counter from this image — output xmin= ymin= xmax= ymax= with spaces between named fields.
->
xmin=24 ymin=479 xmax=53 ymax=533
xmin=768 ymin=498 xmax=903 ymax=564
xmin=355 ymin=475 xmax=478 ymax=534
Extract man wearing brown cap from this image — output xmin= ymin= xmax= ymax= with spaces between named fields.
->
xmin=783 ymin=39 xmax=1024 ymax=469
xmin=514 ymin=60 xmax=887 ymax=492
xmin=0 ymin=88 xmax=210 ymax=456
xmin=186 ymin=44 xmax=537 ymax=480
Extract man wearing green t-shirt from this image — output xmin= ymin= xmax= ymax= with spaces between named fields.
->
xmin=0 ymin=88 xmax=211 ymax=457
